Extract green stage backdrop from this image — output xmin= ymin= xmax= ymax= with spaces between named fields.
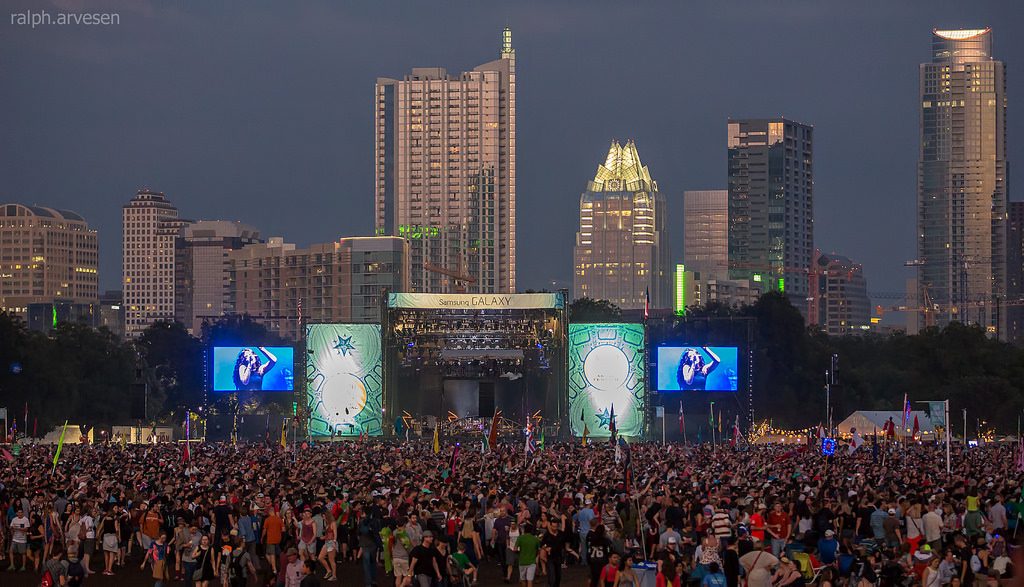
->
xmin=568 ymin=323 xmax=645 ymax=437
xmin=306 ymin=324 xmax=383 ymax=436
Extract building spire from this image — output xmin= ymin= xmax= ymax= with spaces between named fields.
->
xmin=501 ymin=27 xmax=513 ymax=56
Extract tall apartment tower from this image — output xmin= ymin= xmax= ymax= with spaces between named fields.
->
xmin=175 ymin=220 xmax=262 ymax=336
xmin=375 ymin=28 xmax=516 ymax=294
xmin=574 ymin=140 xmax=671 ymax=309
xmin=683 ymin=190 xmax=729 ymax=278
xmin=727 ymin=118 xmax=814 ymax=301
xmin=123 ymin=190 xmax=190 ymax=338
xmin=0 ymin=204 xmax=98 ymax=317
xmin=917 ymin=28 xmax=1009 ymax=338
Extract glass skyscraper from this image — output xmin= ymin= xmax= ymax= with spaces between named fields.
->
xmin=916 ymin=28 xmax=1008 ymax=337
xmin=727 ymin=118 xmax=814 ymax=301
xmin=574 ymin=140 xmax=671 ymax=309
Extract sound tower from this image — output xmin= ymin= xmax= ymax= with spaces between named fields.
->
xmin=479 ymin=381 xmax=495 ymax=418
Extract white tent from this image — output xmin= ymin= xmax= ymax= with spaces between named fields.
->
xmin=836 ymin=410 xmax=938 ymax=439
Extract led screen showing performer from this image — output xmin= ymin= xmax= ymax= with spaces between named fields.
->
xmin=656 ymin=346 xmax=739 ymax=391
xmin=212 ymin=346 xmax=294 ymax=392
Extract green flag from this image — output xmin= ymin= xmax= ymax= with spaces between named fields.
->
xmin=928 ymin=402 xmax=945 ymax=427
xmin=51 ymin=420 xmax=68 ymax=474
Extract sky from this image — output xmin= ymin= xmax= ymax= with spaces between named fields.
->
xmin=3 ymin=0 xmax=1022 ymax=304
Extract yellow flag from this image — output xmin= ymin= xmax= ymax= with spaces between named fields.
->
xmin=432 ymin=425 xmax=440 ymax=454
xmin=121 ymin=430 xmax=126 ymax=451
xmin=582 ymin=423 xmax=589 ymax=447
xmin=281 ymin=425 xmax=287 ymax=448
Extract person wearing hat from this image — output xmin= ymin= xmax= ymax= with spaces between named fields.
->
xmin=817 ymin=529 xmax=839 ymax=566
xmin=280 ymin=547 xmax=303 ymax=587
xmin=882 ymin=508 xmax=902 ymax=548
xmin=772 ymin=556 xmax=804 ymax=587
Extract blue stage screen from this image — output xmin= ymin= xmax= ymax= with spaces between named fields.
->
xmin=656 ymin=346 xmax=739 ymax=392
xmin=212 ymin=346 xmax=295 ymax=392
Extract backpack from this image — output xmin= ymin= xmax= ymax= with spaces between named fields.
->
xmin=229 ymin=550 xmax=245 ymax=581
xmin=67 ymin=560 xmax=86 ymax=587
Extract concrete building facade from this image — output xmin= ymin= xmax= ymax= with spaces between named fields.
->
xmin=123 ymin=190 xmax=190 ymax=338
xmin=174 ymin=220 xmax=262 ymax=335
xmin=815 ymin=253 xmax=871 ymax=336
xmin=0 ymin=204 xmax=98 ymax=319
xmin=375 ymin=29 xmax=516 ymax=294
xmin=227 ymin=237 xmax=410 ymax=341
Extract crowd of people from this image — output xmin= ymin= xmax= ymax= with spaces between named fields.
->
xmin=0 ymin=435 xmax=1021 ymax=587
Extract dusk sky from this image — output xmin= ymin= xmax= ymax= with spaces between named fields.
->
xmin=3 ymin=0 xmax=1022 ymax=304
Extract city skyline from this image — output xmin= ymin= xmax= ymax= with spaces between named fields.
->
xmin=3 ymin=1 xmax=1022 ymax=307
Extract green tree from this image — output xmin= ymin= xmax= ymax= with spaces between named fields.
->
xmin=136 ymin=320 xmax=204 ymax=420
xmin=568 ymin=297 xmax=622 ymax=322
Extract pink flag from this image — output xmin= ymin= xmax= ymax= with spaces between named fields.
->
xmin=1 ymin=448 xmax=13 ymax=461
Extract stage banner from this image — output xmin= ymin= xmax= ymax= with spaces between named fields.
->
xmin=388 ymin=292 xmax=564 ymax=310
xmin=306 ymin=324 xmax=383 ymax=436
xmin=568 ymin=323 xmax=646 ymax=438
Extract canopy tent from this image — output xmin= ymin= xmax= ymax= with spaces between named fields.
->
xmin=836 ymin=410 xmax=938 ymax=439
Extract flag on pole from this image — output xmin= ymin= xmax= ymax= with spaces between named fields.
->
xmin=644 ymin=287 xmax=650 ymax=320
xmin=615 ymin=438 xmax=622 ymax=463
xmin=582 ymin=423 xmax=590 ymax=447
xmin=709 ymin=403 xmax=714 ymax=426
xmin=121 ymin=430 xmax=127 ymax=451
xmin=183 ymin=439 xmax=191 ymax=463
xmin=281 ymin=424 xmax=287 ymax=449
xmin=912 ymin=414 xmax=920 ymax=441
xmin=872 ymin=426 xmax=878 ymax=463
xmin=394 ymin=416 xmax=404 ymax=438
xmin=432 ymin=425 xmax=440 ymax=454
xmin=609 ymin=404 xmax=617 ymax=442
xmin=51 ymin=420 xmax=68 ymax=474
xmin=816 ymin=423 xmax=825 ymax=441
xmin=1 ymin=447 xmax=12 ymax=461
xmin=679 ymin=402 xmax=684 ymax=435
xmin=525 ymin=421 xmax=535 ymax=456
xmin=849 ymin=428 xmax=865 ymax=455
xmin=731 ymin=415 xmax=741 ymax=448
xmin=487 ymin=411 xmax=500 ymax=453
xmin=540 ymin=428 xmax=545 ymax=451
xmin=718 ymin=412 xmax=722 ymax=433
xmin=902 ymin=394 xmax=910 ymax=431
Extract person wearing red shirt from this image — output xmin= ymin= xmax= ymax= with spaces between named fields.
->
xmin=766 ymin=503 xmax=791 ymax=557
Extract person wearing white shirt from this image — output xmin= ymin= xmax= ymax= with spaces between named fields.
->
xmin=9 ymin=508 xmax=31 ymax=571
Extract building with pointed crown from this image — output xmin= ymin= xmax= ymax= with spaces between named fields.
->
xmin=574 ymin=140 xmax=671 ymax=309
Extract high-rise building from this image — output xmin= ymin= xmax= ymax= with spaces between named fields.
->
xmin=916 ymin=28 xmax=1008 ymax=338
xmin=727 ymin=118 xmax=814 ymax=302
xmin=227 ymin=236 xmax=410 ymax=341
xmin=123 ymin=190 xmax=190 ymax=338
xmin=175 ymin=220 xmax=263 ymax=335
xmin=814 ymin=253 xmax=871 ymax=336
xmin=375 ymin=28 xmax=516 ymax=294
xmin=683 ymin=190 xmax=728 ymax=279
xmin=0 ymin=204 xmax=98 ymax=319
xmin=574 ymin=140 xmax=671 ymax=309
xmin=1007 ymin=201 xmax=1024 ymax=342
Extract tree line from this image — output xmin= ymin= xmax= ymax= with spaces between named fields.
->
xmin=2 ymin=291 xmax=1023 ymax=438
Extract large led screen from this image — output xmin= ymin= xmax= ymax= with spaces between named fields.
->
xmin=306 ymin=324 xmax=383 ymax=437
xmin=656 ymin=346 xmax=739 ymax=391
xmin=212 ymin=346 xmax=295 ymax=392
xmin=568 ymin=323 xmax=645 ymax=438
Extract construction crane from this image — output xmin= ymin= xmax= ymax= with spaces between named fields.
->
xmin=717 ymin=252 xmax=847 ymax=325
xmin=423 ymin=252 xmax=477 ymax=293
